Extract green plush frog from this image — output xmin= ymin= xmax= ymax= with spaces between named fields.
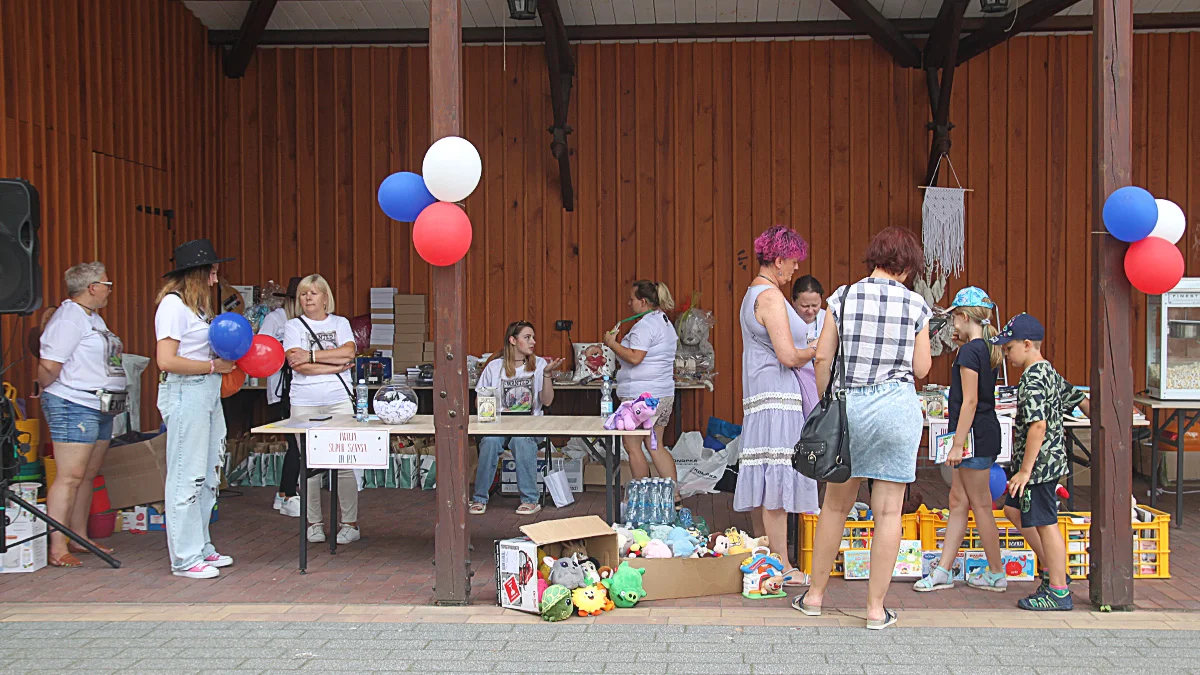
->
xmin=601 ymin=561 xmax=648 ymax=608
xmin=539 ymin=584 xmax=573 ymax=622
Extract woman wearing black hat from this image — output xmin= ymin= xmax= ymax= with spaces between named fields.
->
xmin=154 ymin=239 xmax=237 ymax=580
xmin=263 ymin=277 xmax=301 ymax=517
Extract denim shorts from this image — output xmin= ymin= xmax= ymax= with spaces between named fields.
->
xmin=41 ymin=392 xmax=114 ymax=444
xmin=958 ymin=455 xmax=997 ymax=471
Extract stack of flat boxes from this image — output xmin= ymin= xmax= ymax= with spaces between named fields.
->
xmin=369 ymin=287 xmax=398 ymax=356
xmin=393 ymin=293 xmax=428 ymax=369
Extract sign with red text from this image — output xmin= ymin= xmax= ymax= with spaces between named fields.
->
xmin=305 ymin=429 xmax=389 ymax=469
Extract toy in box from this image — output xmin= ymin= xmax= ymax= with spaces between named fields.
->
xmin=1001 ymin=549 xmax=1037 ymax=581
xmin=921 ymin=550 xmax=966 ymax=581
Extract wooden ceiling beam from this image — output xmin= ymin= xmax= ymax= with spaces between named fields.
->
xmin=923 ymin=0 xmax=969 ymax=185
xmin=923 ymin=0 xmax=971 ymax=70
xmin=956 ymin=0 xmax=1087 ymax=64
xmin=827 ymin=0 xmax=922 ymax=67
xmin=223 ymin=0 xmax=278 ymax=78
xmin=538 ymin=0 xmax=575 ymax=211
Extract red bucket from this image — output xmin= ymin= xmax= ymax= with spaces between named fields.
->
xmin=87 ymin=511 xmax=117 ymax=539
xmin=90 ymin=475 xmax=111 ymax=515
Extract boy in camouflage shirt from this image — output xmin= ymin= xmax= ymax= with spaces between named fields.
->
xmin=990 ymin=314 xmax=1088 ymax=611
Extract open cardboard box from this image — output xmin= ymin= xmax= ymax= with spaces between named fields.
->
xmin=101 ymin=433 xmax=168 ymax=510
xmin=495 ymin=516 xmax=618 ymax=613
xmin=625 ymin=554 xmax=746 ymax=600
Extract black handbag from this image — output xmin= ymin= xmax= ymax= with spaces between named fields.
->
xmin=792 ymin=285 xmax=853 ymax=483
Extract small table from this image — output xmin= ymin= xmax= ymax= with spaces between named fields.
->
xmin=1061 ymin=416 xmax=1150 ymax=513
xmin=251 ymin=414 xmax=648 ymax=571
xmin=1133 ymin=395 xmax=1200 ymax=527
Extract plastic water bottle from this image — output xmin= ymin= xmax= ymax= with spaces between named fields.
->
xmin=660 ymin=479 xmax=676 ymax=522
xmin=625 ymin=481 xmax=643 ymax=526
xmin=648 ymin=479 xmax=664 ymax=524
xmin=640 ymin=479 xmax=654 ymax=526
xmin=355 ymin=379 xmax=369 ymax=422
xmin=600 ymin=376 xmax=614 ymax=417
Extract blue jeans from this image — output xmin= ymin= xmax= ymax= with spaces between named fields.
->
xmin=474 ymin=436 xmax=538 ymax=504
xmin=157 ymin=373 xmax=225 ymax=571
xmin=41 ymin=392 xmax=114 ymax=444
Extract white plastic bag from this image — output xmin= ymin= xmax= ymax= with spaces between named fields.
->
xmin=670 ymin=432 xmax=729 ymax=498
xmin=113 ymin=354 xmax=151 ymax=436
xmin=545 ymin=470 xmax=575 ymax=508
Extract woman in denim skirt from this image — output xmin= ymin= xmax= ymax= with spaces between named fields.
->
xmin=794 ymin=226 xmax=933 ymax=630
xmin=154 ymin=239 xmax=237 ymax=580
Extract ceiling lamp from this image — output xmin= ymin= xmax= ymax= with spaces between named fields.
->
xmin=507 ymin=0 xmax=538 ymax=20
xmin=979 ymin=0 xmax=1011 ymax=13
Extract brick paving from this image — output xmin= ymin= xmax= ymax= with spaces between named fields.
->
xmin=0 ymin=468 xmax=1195 ymax=611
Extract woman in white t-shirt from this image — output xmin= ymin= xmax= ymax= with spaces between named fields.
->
xmin=791 ymin=275 xmax=826 ymax=345
xmin=36 ymin=262 xmax=127 ymax=568
xmin=154 ymin=239 xmax=237 ymax=580
xmin=261 ymin=276 xmax=302 ymax=517
xmin=604 ymin=280 xmax=679 ymax=488
xmin=470 ymin=321 xmax=565 ymax=517
xmin=282 ymin=274 xmax=360 ymax=545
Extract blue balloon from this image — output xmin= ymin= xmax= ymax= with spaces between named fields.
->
xmin=209 ymin=312 xmax=254 ymax=361
xmin=989 ymin=464 xmax=1007 ymax=503
xmin=1102 ymin=186 xmax=1158 ymax=242
xmin=377 ymin=171 xmax=437 ymax=222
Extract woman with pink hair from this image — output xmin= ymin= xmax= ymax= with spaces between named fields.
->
xmin=735 ymin=225 xmax=820 ymax=585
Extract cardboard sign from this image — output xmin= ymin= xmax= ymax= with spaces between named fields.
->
xmin=306 ymin=428 xmax=388 ymax=469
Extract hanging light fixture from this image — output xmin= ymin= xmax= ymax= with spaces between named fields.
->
xmin=507 ymin=0 xmax=538 ymax=20
xmin=979 ymin=0 xmax=1011 ymax=13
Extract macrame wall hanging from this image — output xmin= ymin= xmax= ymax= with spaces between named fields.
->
xmin=920 ymin=154 xmax=972 ymax=278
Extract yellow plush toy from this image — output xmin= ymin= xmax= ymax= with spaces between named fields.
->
xmin=572 ymin=585 xmax=614 ymax=617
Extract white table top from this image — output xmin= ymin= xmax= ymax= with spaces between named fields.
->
xmin=252 ymin=413 xmax=653 ymax=436
xmin=1134 ymin=394 xmax=1200 ymax=410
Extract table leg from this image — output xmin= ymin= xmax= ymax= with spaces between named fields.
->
xmin=329 ymin=470 xmax=338 ymax=554
xmin=1065 ymin=430 xmax=1075 ymax=513
xmin=1177 ymin=409 xmax=1185 ymax=528
xmin=1151 ymin=408 xmax=1159 ymax=509
xmin=298 ymin=433 xmax=308 ymax=574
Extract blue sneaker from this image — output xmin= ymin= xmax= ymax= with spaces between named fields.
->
xmin=1018 ymin=587 xmax=1073 ymax=611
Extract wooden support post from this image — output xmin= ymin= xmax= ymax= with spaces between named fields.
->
xmin=538 ymin=0 xmax=575 ymax=211
xmin=429 ymin=0 xmax=471 ymax=606
xmin=223 ymin=0 xmax=279 ymax=79
xmin=1089 ymin=0 xmax=1135 ymax=610
xmin=922 ymin=0 xmax=968 ymax=186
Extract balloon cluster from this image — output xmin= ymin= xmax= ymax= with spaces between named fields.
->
xmin=1103 ymin=186 xmax=1188 ymax=295
xmin=209 ymin=313 xmax=286 ymax=379
xmin=376 ymin=136 xmax=482 ymax=267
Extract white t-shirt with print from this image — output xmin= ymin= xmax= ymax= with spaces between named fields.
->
xmin=283 ymin=314 xmax=356 ymax=407
xmin=258 ymin=308 xmax=289 ymax=406
xmin=475 ymin=356 xmax=547 ymax=416
xmin=155 ymin=293 xmax=213 ymax=362
xmin=803 ymin=308 xmax=826 ymax=344
xmin=41 ymin=300 xmax=128 ymax=409
xmin=616 ymin=310 xmax=677 ymax=400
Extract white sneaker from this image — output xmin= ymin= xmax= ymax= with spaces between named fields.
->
xmin=273 ymin=494 xmax=284 ymax=510
xmin=279 ymin=496 xmax=301 ymax=518
xmin=204 ymin=553 xmax=234 ymax=568
xmin=307 ymin=524 xmax=326 ymax=543
xmin=172 ymin=563 xmax=219 ymax=579
xmin=336 ymin=525 xmax=360 ymax=545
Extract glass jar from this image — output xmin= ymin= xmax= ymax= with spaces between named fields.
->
xmin=373 ymin=377 xmax=419 ymax=424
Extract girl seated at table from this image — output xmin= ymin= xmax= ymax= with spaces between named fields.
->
xmin=470 ymin=321 xmax=564 ymax=517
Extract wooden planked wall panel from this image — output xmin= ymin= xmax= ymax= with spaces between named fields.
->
xmin=212 ymin=34 xmax=1200 ymax=432
xmin=0 ymin=0 xmax=224 ymax=428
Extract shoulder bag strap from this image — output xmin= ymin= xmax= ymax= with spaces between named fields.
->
xmin=297 ymin=316 xmax=356 ymax=405
xmin=823 ymin=284 xmax=851 ymax=400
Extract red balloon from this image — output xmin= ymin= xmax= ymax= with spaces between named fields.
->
xmin=237 ymin=335 xmax=286 ymax=378
xmin=413 ymin=202 xmax=473 ymax=266
xmin=1125 ymin=237 xmax=1185 ymax=295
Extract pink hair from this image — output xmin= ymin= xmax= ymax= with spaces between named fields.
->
xmin=754 ymin=225 xmax=809 ymax=265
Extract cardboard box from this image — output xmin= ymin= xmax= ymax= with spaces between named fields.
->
xmin=625 ymin=554 xmax=746 ymax=600
xmin=583 ymin=461 xmax=661 ymax=489
xmin=393 ymin=294 xmax=427 ymax=307
xmin=495 ymin=516 xmax=618 ymax=613
xmin=1138 ymin=444 xmax=1200 ymax=486
xmin=101 ymin=433 xmax=168 ymax=510
xmin=500 ymin=456 xmax=584 ymax=494
xmin=0 ymin=504 xmax=46 ymax=573
xmin=393 ymin=323 xmax=427 ymax=336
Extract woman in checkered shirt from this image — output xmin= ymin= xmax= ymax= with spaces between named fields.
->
xmin=793 ymin=226 xmax=933 ymax=630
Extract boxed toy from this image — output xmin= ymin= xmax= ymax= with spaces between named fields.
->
xmin=0 ymin=504 xmax=47 ymax=573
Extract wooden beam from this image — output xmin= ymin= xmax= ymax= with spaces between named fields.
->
xmin=923 ymin=0 xmax=969 ymax=186
xmin=428 ymin=0 xmax=471 ymax=607
xmin=206 ymin=13 xmax=1200 ymax=45
xmin=827 ymin=0 xmax=922 ymax=67
xmin=539 ymin=0 xmax=575 ymax=211
xmin=222 ymin=0 xmax=278 ymax=78
xmin=923 ymin=0 xmax=970 ymax=69
xmin=1089 ymin=0 xmax=1135 ymax=610
xmin=956 ymin=0 xmax=1086 ymax=64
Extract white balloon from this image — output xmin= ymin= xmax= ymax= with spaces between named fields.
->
xmin=422 ymin=136 xmax=482 ymax=203
xmin=1149 ymin=199 xmax=1186 ymax=244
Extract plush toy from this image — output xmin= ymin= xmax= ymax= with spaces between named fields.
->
xmin=740 ymin=547 xmax=788 ymax=600
xmin=671 ymin=539 xmax=697 ymax=558
xmin=537 ymin=578 xmax=549 ymax=602
xmin=642 ymin=539 xmax=672 ymax=559
xmin=602 ymin=562 xmax=648 ymax=608
xmin=560 ymin=540 xmax=589 ymax=561
xmin=540 ymin=584 xmax=574 ymax=622
xmin=725 ymin=528 xmax=751 ymax=556
xmin=580 ymin=558 xmax=602 ymax=587
xmin=616 ymin=531 xmax=631 ymax=558
xmin=674 ymin=308 xmax=716 ymax=384
xmin=604 ymin=392 xmax=660 ymax=449
xmin=649 ymin=525 xmax=674 ymax=542
xmin=545 ymin=554 xmax=588 ymax=590
xmin=630 ymin=529 xmax=651 ymax=548
xmin=627 ymin=542 xmax=643 ymax=558
xmin=694 ymin=544 xmax=715 ymax=558
xmin=708 ymin=533 xmax=729 ymax=557
xmin=598 ymin=565 xmax=614 ymax=581
xmin=572 ymin=585 xmax=614 ymax=616
xmin=666 ymin=526 xmax=699 ymax=546
xmin=743 ymin=534 xmax=769 ymax=551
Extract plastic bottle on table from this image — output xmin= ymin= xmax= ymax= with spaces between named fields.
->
xmin=355 ymin=379 xmax=369 ymax=422
xmin=600 ymin=376 xmax=614 ymax=417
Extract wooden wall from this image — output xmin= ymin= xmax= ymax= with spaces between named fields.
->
xmin=0 ymin=0 xmax=224 ymax=428
xmin=215 ymin=34 xmax=1200 ymax=430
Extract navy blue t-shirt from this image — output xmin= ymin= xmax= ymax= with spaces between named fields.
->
xmin=948 ymin=338 xmax=1002 ymax=458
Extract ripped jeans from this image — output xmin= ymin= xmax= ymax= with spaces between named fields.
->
xmin=158 ymin=373 xmax=226 ymax=571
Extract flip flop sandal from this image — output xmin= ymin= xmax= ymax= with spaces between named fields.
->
xmin=48 ymin=553 xmax=83 ymax=568
xmin=866 ymin=608 xmax=898 ymax=630
xmin=783 ymin=568 xmax=809 ymax=587
xmin=469 ymin=502 xmax=487 ymax=515
xmin=70 ymin=543 xmax=115 ymax=555
xmin=791 ymin=590 xmax=822 ymax=616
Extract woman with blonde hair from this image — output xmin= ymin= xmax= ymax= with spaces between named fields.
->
xmin=604 ymin=280 xmax=679 ymax=487
xmin=282 ymin=274 xmax=359 ymax=544
xmin=470 ymin=321 xmax=564 ymax=516
xmin=155 ymin=239 xmax=237 ymax=580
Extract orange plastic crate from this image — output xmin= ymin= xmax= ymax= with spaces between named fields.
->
xmin=916 ymin=505 xmax=1033 ymax=552
xmin=1059 ymin=508 xmax=1171 ymax=579
xmin=798 ymin=512 xmax=920 ymax=577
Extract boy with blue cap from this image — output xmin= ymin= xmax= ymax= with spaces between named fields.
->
xmin=990 ymin=313 xmax=1089 ymax=610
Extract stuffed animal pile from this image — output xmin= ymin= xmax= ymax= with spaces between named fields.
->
xmin=614 ymin=524 xmax=763 ymax=560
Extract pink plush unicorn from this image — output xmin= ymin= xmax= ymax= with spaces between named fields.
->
xmin=604 ymin=392 xmax=660 ymax=449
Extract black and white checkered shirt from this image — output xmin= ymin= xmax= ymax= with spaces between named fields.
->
xmin=826 ymin=278 xmax=932 ymax=388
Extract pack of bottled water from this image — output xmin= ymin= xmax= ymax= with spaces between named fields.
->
xmin=622 ymin=477 xmax=677 ymax=527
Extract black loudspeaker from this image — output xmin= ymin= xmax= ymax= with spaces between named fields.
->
xmin=0 ymin=178 xmax=41 ymax=315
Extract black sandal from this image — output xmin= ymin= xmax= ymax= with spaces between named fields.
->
xmin=866 ymin=608 xmax=898 ymax=630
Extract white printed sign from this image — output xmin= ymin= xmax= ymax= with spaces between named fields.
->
xmin=306 ymin=428 xmax=389 ymax=469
